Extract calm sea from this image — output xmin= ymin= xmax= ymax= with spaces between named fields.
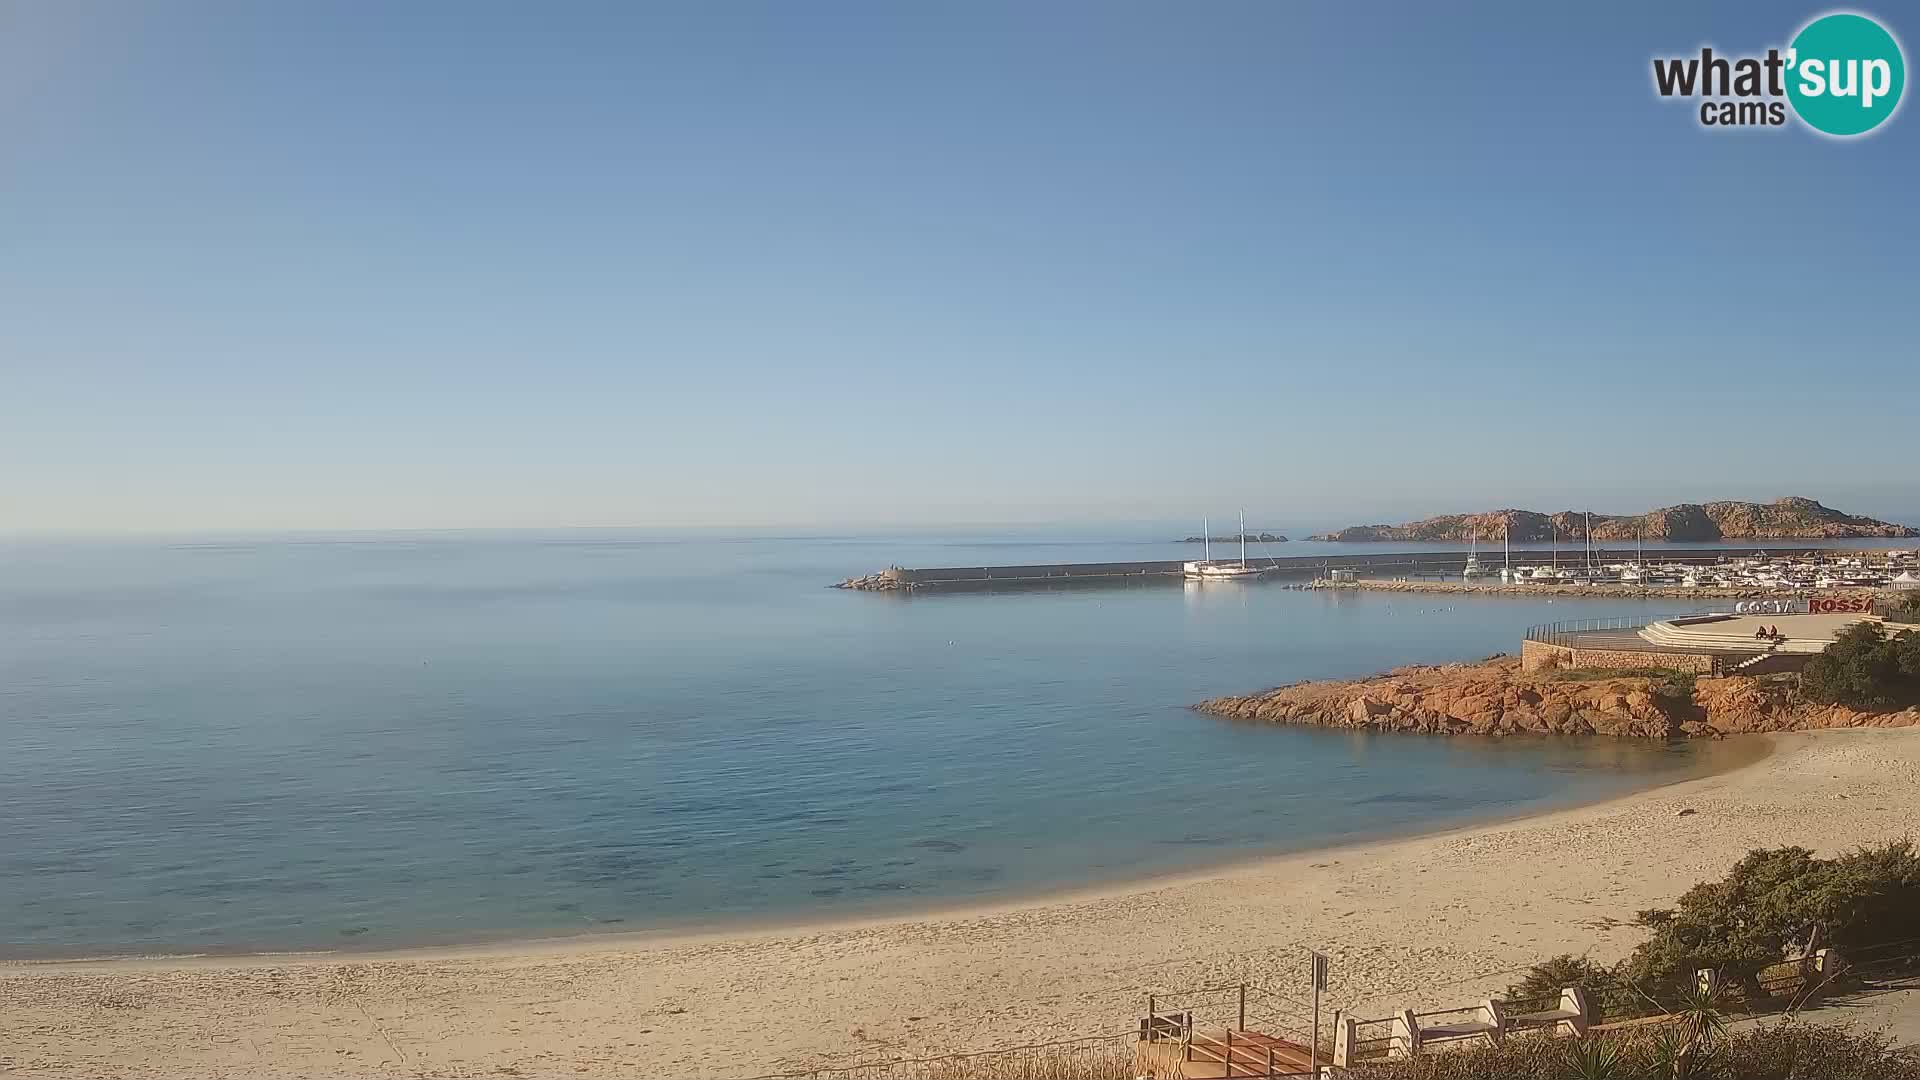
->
xmin=0 ymin=529 xmax=1836 ymax=957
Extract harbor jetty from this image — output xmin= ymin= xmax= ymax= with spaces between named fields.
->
xmin=833 ymin=547 xmax=1906 ymax=593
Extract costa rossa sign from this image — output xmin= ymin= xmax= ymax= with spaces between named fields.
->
xmin=1810 ymin=595 xmax=1876 ymax=614
xmin=1732 ymin=596 xmax=1875 ymax=615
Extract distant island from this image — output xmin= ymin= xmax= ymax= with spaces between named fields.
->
xmin=1309 ymin=497 xmax=1916 ymax=543
xmin=1179 ymin=532 xmax=1288 ymax=544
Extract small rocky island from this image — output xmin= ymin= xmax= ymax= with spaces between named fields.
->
xmin=1195 ymin=656 xmax=1920 ymax=739
xmin=1309 ymin=497 xmax=1915 ymax=543
xmin=1180 ymin=532 xmax=1287 ymax=544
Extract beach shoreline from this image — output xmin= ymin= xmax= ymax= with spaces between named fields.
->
xmin=9 ymin=726 xmax=1920 ymax=1079
xmin=1 ymin=732 xmax=1768 ymax=971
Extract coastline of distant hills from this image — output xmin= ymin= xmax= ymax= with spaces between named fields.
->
xmin=1308 ymin=497 xmax=1916 ymax=543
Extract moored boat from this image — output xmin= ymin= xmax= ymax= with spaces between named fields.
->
xmin=1184 ymin=510 xmax=1269 ymax=582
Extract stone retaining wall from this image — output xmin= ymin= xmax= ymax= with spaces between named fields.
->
xmin=1521 ymin=639 xmax=1719 ymax=674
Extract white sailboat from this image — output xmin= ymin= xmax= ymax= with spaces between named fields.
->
xmin=1568 ymin=511 xmax=1605 ymax=585
xmin=1526 ymin=522 xmax=1570 ymax=582
xmin=1184 ymin=510 xmax=1266 ymax=581
xmin=1619 ymin=527 xmax=1646 ymax=584
xmin=1463 ymin=531 xmax=1488 ymax=578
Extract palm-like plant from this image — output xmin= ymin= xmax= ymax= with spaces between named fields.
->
xmin=1671 ymin=981 xmax=1729 ymax=1053
xmin=1647 ymin=1023 xmax=1702 ymax=1080
xmin=1562 ymin=1037 xmax=1627 ymax=1080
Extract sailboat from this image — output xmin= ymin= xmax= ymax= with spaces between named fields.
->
xmin=1619 ymin=527 xmax=1646 ymax=584
xmin=1527 ymin=521 xmax=1569 ymax=582
xmin=1184 ymin=510 xmax=1267 ymax=581
xmin=1569 ymin=511 xmax=1603 ymax=584
xmin=1462 ymin=531 xmax=1489 ymax=578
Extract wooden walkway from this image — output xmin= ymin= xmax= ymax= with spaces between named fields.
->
xmin=1182 ymin=1029 xmax=1315 ymax=1078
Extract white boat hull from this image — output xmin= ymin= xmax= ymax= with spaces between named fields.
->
xmin=1184 ymin=561 xmax=1265 ymax=581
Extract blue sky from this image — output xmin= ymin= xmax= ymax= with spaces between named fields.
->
xmin=2 ymin=1 xmax=1915 ymax=532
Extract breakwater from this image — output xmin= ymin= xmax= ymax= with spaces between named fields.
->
xmin=834 ymin=547 xmax=1868 ymax=592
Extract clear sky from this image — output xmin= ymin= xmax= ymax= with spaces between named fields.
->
xmin=3 ymin=1 xmax=1915 ymax=533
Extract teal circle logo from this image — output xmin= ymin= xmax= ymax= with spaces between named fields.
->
xmin=1787 ymin=12 xmax=1905 ymax=136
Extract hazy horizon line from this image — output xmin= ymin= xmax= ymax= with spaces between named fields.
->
xmin=5 ymin=504 xmax=1916 ymax=543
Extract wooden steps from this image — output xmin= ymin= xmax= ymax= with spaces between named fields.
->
xmin=1183 ymin=1028 xmax=1315 ymax=1078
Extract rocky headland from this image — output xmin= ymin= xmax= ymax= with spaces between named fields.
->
xmin=1309 ymin=497 xmax=1915 ymax=543
xmin=1194 ymin=656 xmax=1920 ymax=739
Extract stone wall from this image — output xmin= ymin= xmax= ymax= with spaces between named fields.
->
xmin=1570 ymin=646 xmax=1718 ymax=674
xmin=1520 ymin=639 xmax=1718 ymax=674
xmin=1520 ymin=639 xmax=1570 ymax=672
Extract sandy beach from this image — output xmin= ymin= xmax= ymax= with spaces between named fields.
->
xmin=5 ymin=726 xmax=1919 ymax=1079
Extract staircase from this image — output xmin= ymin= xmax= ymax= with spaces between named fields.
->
xmin=1726 ymin=651 xmax=1806 ymax=676
xmin=1636 ymin=616 xmax=1836 ymax=655
xmin=1183 ymin=1029 xmax=1315 ymax=1078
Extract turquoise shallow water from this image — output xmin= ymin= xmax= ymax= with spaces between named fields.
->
xmin=0 ymin=530 xmax=1781 ymax=957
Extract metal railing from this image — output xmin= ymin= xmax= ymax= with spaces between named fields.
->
xmin=1523 ymin=610 xmax=1722 ymax=648
xmin=1524 ymin=615 xmax=1660 ymax=647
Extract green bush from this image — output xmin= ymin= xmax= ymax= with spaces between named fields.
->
xmin=1351 ymin=1021 xmax=1920 ymax=1080
xmin=1650 ymin=671 xmax=1697 ymax=712
xmin=1799 ymin=622 xmax=1920 ymax=710
xmin=1361 ymin=846 xmax=1920 ymax=1079
xmin=1620 ymin=841 xmax=1920 ymax=1002
xmin=1506 ymin=956 xmax=1637 ymax=1023
xmin=1717 ymin=1022 xmax=1920 ymax=1079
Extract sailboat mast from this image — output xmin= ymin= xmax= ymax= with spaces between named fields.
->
xmin=1239 ymin=509 xmax=1247 ymax=568
xmin=1504 ymin=522 xmax=1511 ymax=570
xmin=1203 ymin=517 xmax=1210 ymax=563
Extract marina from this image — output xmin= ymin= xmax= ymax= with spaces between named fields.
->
xmin=837 ymin=546 xmax=1920 ymax=593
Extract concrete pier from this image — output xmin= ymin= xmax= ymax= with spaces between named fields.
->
xmin=835 ymin=547 xmax=1848 ymax=592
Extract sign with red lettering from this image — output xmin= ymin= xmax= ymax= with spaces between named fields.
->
xmin=1810 ymin=596 xmax=1875 ymax=614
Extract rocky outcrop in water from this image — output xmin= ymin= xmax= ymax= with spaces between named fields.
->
xmin=834 ymin=568 xmax=908 ymax=591
xmin=1194 ymin=657 xmax=1920 ymax=739
xmin=1308 ymin=498 xmax=1915 ymax=543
